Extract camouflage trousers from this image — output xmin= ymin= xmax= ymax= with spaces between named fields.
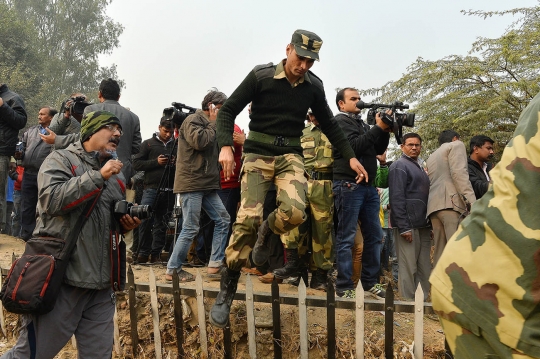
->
xmin=225 ymin=153 xmax=307 ymax=271
xmin=281 ymin=179 xmax=334 ymax=271
xmin=433 ymin=287 xmax=535 ymax=359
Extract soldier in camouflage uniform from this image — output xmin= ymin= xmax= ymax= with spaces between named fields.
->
xmin=276 ymin=111 xmax=334 ymax=290
xmin=209 ymin=29 xmax=368 ymax=328
xmin=430 ymin=92 xmax=540 ymax=358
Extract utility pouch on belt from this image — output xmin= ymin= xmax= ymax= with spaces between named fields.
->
xmin=248 ymin=131 xmax=301 ymax=147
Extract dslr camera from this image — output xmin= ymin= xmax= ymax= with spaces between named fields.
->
xmin=356 ymin=101 xmax=415 ymax=144
xmin=62 ymin=96 xmax=92 ymax=116
xmin=114 ymin=200 xmax=152 ymax=220
xmin=163 ymin=102 xmax=197 ymax=127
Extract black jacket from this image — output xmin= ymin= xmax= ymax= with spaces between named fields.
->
xmin=467 ymin=157 xmax=492 ymax=199
xmin=0 ymin=84 xmax=27 ymax=156
xmin=389 ymin=155 xmax=431 ymax=233
xmin=133 ymin=133 xmax=176 ymax=189
xmin=333 ymin=112 xmax=389 ymax=185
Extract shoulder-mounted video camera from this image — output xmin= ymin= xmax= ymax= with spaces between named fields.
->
xmin=356 ymin=101 xmax=415 ymax=144
xmin=62 ymin=96 xmax=92 ymax=116
xmin=163 ymin=102 xmax=197 ymax=127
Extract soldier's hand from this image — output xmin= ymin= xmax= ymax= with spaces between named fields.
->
xmin=349 ymin=158 xmax=368 ymax=183
xmin=100 ymin=159 xmax=123 ymax=180
xmin=40 ymin=128 xmax=56 ymax=144
xmin=219 ymin=146 xmax=235 ymax=181
xmin=401 ymin=232 xmax=413 ymax=243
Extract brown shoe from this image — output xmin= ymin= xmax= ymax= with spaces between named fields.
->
xmin=135 ymin=254 xmax=149 ymax=264
xmin=258 ymin=273 xmax=283 ymax=284
xmin=241 ymin=267 xmax=263 ymax=276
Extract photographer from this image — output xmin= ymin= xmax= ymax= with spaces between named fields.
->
xmin=333 ymin=87 xmax=390 ymax=299
xmin=48 ymin=93 xmax=88 ymax=136
xmin=165 ymin=90 xmax=230 ymax=282
xmin=1 ymin=110 xmax=140 ymax=359
xmin=132 ymin=118 xmax=176 ymax=264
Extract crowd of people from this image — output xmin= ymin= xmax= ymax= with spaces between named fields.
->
xmin=0 ymin=27 xmax=536 ymax=358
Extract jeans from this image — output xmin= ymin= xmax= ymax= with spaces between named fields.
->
xmin=137 ymin=188 xmax=174 ymax=257
xmin=0 ymin=156 xmax=10 ymax=232
xmin=167 ymin=190 xmax=230 ymax=273
xmin=334 ymin=180 xmax=382 ymax=291
xmin=11 ymin=190 xmax=21 ymax=238
xmin=381 ymin=227 xmax=398 ymax=281
xmin=20 ymin=172 xmax=38 ymax=240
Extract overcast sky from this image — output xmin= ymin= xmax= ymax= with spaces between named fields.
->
xmin=98 ymin=0 xmax=535 ymax=140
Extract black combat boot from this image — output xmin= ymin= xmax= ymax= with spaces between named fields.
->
xmin=273 ymin=249 xmax=300 ymax=279
xmin=209 ymin=268 xmax=241 ymax=328
xmin=289 ymin=266 xmax=309 ymax=287
xmin=252 ymin=219 xmax=272 ymax=266
xmin=310 ymin=268 xmax=329 ymax=291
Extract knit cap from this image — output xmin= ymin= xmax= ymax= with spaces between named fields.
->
xmin=80 ymin=111 xmax=122 ymax=142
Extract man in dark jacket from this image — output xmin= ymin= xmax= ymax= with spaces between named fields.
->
xmin=468 ymin=135 xmax=494 ymax=199
xmin=389 ymin=133 xmax=431 ymax=300
xmin=16 ymin=106 xmax=57 ymax=240
xmin=133 ymin=118 xmax=176 ymax=263
xmin=333 ymin=87 xmax=390 ymax=299
xmin=51 ymin=79 xmax=142 ymax=180
xmin=165 ymin=91 xmax=230 ymax=282
xmin=0 ymin=83 xmax=27 ymax=234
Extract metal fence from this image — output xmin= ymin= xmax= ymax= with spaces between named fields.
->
xmin=125 ymin=265 xmax=452 ymax=359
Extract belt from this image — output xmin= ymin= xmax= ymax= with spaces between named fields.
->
xmin=248 ymin=131 xmax=301 ymax=147
xmin=309 ymin=171 xmax=333 ymax=180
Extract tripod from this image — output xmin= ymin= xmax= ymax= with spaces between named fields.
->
xmin=133 ymin=137 xmax=178 ymax=264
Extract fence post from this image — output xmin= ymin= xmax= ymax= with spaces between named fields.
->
xmin=327 ymin=279 xmax=336 ymax=359
xmin=195 ymin=270 xmax=208 ymax=359
xmin=127 ymin=265 xmax=139 ymax=356
xmin=271 ymin=276 xmax=282 ymax=359
xmin=384 ymin=282 xmax=394 ymax=359
xmin=298 ymin=278 xmax=308 ymax=359
xmin=413 ymin=284 xmax=424 ymax=359
xmin=171 ymin=270 xmax=185 ymax=358
xmin=355 ymin=281 xmax=365 ymax=359
xmin=0 ymin=266 xmax=6 ymax=338
xmin=149 ymin=268 xmax=162 ymax=359
xmin=245 ymin=274 xmax=257 ymax=359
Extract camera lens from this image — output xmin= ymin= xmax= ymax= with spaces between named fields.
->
xmin=129 ymin=205 xmax=152 ymax=220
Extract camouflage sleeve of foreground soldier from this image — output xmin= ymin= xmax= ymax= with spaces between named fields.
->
xmin=429 ymin=91 xmax=540 ymax=359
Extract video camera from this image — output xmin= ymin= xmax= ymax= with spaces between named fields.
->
xmin=163 ymin=102 xmax=197 ymax=127
xmin=356 ymin=101 xmax=415 ymax=144
xmin=62 ymin=96 xmax=92 ymax=116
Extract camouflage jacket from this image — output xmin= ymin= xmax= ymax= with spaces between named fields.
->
xmin=430 ymin=91 xmax=540 ymax=357
xmin=301 ymin=123 xmax=333 ymax=174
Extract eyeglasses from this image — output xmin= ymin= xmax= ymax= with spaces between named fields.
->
xmin=404 ymin=143 xmax=421 ymax=148
xmin=104 ymin=124 xmax=122 ymax=136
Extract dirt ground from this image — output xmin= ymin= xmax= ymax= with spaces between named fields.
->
xmin=0 ymin=234 xmax=446 ymax=358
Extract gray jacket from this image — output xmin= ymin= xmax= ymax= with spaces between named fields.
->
xmin=34 ymin=141 xmax=126 ymax=289
xmin=174 ymin=110 xmax=220 ymax=193
xmin=21 ymin=125 xmax=52 ymax=175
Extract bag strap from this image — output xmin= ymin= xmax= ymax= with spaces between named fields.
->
xmin=63 ymin=185 xmax=104 ymax=257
